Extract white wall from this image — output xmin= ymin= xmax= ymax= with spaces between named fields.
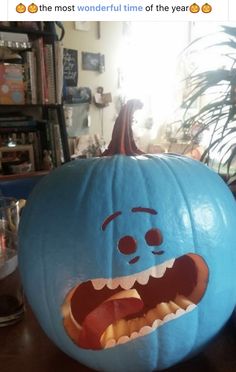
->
xmin=62 ymin=22 xmax=124 ymax=144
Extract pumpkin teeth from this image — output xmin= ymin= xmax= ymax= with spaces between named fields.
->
xmin=102 ymin=298 xmax=196 ymax=349
xmin=91 ymin=280 xmax=107 ymax=291
xmin=91 ymin=258 xmax=175 ymax=291
xmin=63 ymin=254 xmax=209 ymax=350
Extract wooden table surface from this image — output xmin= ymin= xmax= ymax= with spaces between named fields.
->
xmin=1 ymin=304 xmax=236 ymax=372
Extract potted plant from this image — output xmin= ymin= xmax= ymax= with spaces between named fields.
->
xmin=179 ymin=25 xmax=236 ymax=187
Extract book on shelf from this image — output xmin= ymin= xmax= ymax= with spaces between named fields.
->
xmin=0 ymin=120 xmax=48 ymax=171
xmin=23 ymin=50 xmax=38 ymax=104
xmin=0 ymin=63 xmax=25 ymax=104
xmin=44 ymin=44 xmax=56 ymax=104
xmin=33 ymin=37 xmax=48 ymax=104
xmin=0 ymin=115 xmax=64 ymax=171
xmin=0 ymin=24 xmax=67 ymax=171
xmin=22 ymin=42 xmax=54 ymax=105
xmin=32 ymin=39 xmax=58 ymax=104
xmin=54 ymin=41 xmax=63 ymax=104
xmin=0 ymin=37 xmax=61 ymax=105
xmin=0 ymin=31 xmax=31 ymax=50
xmin=45 ymin=109 xmax=63 ymax=167
xmin=0 ymin=125 xmax=38 ymax=133
xmin=0 ymin=32 xmax=29 ymax=43
xmin=27 ymin=130 xmax=43 ymax=170
xmin=0 ymin=119 xmax=37 ymax=128
xmin=0 ymin=113 xmax=32 ymax=121
xmin=53 ymin=123 xmax=62 ymax=166
xmin=45 ymin=121 xmax=61 ymax=168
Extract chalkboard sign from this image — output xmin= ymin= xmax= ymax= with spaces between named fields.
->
xmin=63 ymin=48 xmax=78 ymax=87
xmin=82 ymin=52 xmax=105 ymax=72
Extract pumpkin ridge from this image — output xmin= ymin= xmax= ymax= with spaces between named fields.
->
xmin=132 ymin=156 xmax=153 ymax=218
xmin=139 ymin=155 xmax=166 ymax=222
xmin=40 ymin=232 xmax=59 ymax=341
xmin=157 ymin=155 xmax=198 ymax=251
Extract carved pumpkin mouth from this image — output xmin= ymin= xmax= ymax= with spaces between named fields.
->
xmin=62 ymin=253 xmax=208 ymax=350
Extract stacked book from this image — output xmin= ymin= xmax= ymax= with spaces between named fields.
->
xmin=25 ymin=38 xmax=59 ymax=104
xmin=0 ymin=32 xmax=64 ymax=105
xmin=0 ymin=64 xmax=25 ymax=104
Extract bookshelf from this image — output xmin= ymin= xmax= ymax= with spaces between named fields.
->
xmin=0 ymin=21 xmax=70 ymax=177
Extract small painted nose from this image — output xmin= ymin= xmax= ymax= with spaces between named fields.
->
xmin=118 ymin=235 xmax=137 ymax=255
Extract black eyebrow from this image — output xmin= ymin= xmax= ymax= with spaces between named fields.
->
xmin=131 ymin=207 xmax=157 ymax=215
xmin=102 ymin=211 xmax=122 ymax=231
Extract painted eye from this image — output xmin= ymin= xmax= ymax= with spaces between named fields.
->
xmin=118 ymin=236 xmax=137 ymax=255
xmin=145 ymin=228 xmax=163 ymax=246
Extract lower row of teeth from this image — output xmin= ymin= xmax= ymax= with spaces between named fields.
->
xmin=100 ymin=294 xmax=196 ymax=349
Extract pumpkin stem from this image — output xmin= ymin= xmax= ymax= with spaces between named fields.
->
xmin=102 ymin=99 xmax=144 ymax=156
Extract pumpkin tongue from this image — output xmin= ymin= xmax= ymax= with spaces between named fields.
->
xmin=102 ymin=99 xmax=144 ymax=156
xmin=78 ymin=289 xmax=144 ymax=350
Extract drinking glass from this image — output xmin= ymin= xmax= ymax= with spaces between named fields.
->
xmin=0 ymin=197 xmax=25 ymax=326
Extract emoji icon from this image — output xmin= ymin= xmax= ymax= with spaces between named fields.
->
xmin=202 ymin=3 xmax=212 ymax=13
xmin=28 ymin=3 xmax=38 ymax=13
xmin=189 ymin=3 xmax=200 ymax=13
xmin=16 ymin=3 xmax=26 ymax=13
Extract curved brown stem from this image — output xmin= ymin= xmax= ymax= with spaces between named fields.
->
xmin=102 ymin=99 xmax=144 ymax=156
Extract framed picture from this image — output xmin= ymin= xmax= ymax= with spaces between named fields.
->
xmin=0 ymin=144 xmax=35 ymax=174
xmin=82 ymin=52 xmax=105 ymax=72
xmin=74 ymin=22 xmax=90 ymax=31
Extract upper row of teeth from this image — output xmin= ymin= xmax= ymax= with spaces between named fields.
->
xmin=91 ymin=258 xmax=175 ymax=290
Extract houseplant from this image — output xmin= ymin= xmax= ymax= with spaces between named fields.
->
xmin=180 ymin=25 xmax=236 ymax=184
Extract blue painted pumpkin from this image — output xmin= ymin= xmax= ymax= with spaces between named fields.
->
xmin=19 ymin=100 xmax=236 ymax=371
